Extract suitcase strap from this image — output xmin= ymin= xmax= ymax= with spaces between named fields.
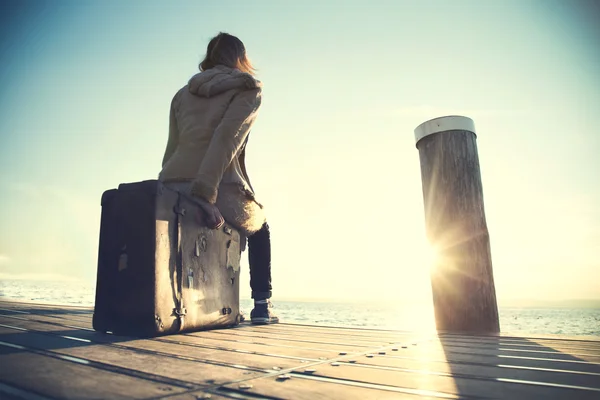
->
xmin=173 ymin=194 xmax=187 ymax=331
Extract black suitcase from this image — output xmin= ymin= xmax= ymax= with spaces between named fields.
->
xmin=92 ymin=179 xmax=243 ymax=337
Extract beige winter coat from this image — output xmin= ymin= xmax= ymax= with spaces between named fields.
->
xmin=158 ymin=65 xmax=265 ymax=235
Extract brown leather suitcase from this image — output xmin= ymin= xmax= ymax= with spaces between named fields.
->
xmin=92 ymin=179 xmax=243 ymax=337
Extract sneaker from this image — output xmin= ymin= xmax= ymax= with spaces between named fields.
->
xmin=250 ymin=299 xmax=279 ymax=325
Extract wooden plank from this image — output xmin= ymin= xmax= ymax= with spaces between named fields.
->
xmin=0 ymin=308 xmax=94 ymax=327
xmin=245 ymin=324 xmax=600 ymax=362
xmin=383 ymin=341 xmax=600 ymax=372
xmin=438 ymin=340 xmax=600 ymax=360
xmin=441 ymin=333 xmax=600 ymax=349
xmin=0 ymin=324 xmax=265 ymax=387
xmin=0 ymin=382 xmax=55 ymax=400
xmin=166 ymin=391 xmax=245 ymax=400
xmin=439 ymin=335 xmax=600 ymax=354
xmin=1 ymin=315 xmax=333 ymax=365
xmin=248 ymin=322 xmax=422 ymax=341
xmin=438 ymin=346 xmax=600 ymax=366
xmin=220 ymin=374 xmax=454 ymax=400
xmin=394 ymin=340 xmax=600 ymax=363
xmin=0 ymin=300 xmax=419 ymax=341
xmin=1 ymin=306 xmax=407 ymax=348
xmin=316 ymin=356 xmax=600 ymax=390
xmin=202 ymin=330 xmax=600 ymax=365
xmin=1 ymin=309 xmax=413 ymax=354
xmin=227 ymin=323 xmax=600 ymax=375
xmin=351 ymin=348 xmax=600 ymax=376
xmin=0 ymin=304 xmax=410 ymax=353
xmin=0 ymin=303 xmax=413 ymax=349
xmin=0 ymin=313 xmax=337 ymax=360
xmin=160 ymin=333 xmax=342 ymax=360
xmin=211 ymin=325 xmax=416 ymax=346
xmin=0 ymin=317 xmax=318 ymax=372
xmin=439 ymin=333 xmax=600 ymax=348
xmin=0 ymin=300 xmax=91 ymax=311
xmin=286 ymin=363 xmax=600 ymax=399
xmin=389 ymin=346 xmax=600 ymax=374
xmin=271 ymin=326 xmax=591 ymax=355
xmin=189 ymin=329 xmax=388 ymax=351
xmin=421 ymin=344 xmax=600 ymax=366
xmin=0 ymin=344 xmax=185 ymax=400
xmin=493 ymin=347 xmax=600 ymax=363
xmin=0 ymin=301 xmax=93 ymax=316
xmin=168 ymin=331 xmax=365 ymax=355
xmin=496 ymin=332 xmax=600 ymax=343
xmin=39 ymin=313 xmax=93 ymax=325
xmin=0 ymin=301 xmax=93 ymax=314
xmin=241 ymin=330 xmax=600 ymax=362
xmin=251 ymin=322 xmax=600 ymax=351
xmin=0 ymin=311 xmax=98 ymax=332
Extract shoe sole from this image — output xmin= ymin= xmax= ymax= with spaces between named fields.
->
xmin=251 ymin=317 xmax=279 ymax=325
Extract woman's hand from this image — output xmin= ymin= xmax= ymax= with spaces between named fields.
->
xmin=195 ymin=198 xmax=225 ymax=229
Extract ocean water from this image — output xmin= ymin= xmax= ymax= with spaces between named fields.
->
xmin=1 ymin=279 xmax=599 ymax=337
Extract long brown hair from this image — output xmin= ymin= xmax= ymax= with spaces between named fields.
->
xmin=199 ymin=32 xmax=255 ymax=75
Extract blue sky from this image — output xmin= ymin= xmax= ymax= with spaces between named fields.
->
xmin=0 ymin=0 xmax=598 ymax=303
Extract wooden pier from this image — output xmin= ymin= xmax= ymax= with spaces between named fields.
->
xmin=0 ymin=300 xmax=599 ymax=399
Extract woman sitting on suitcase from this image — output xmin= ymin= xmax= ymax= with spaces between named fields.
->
xmin=158 ymin=32 xmax=278 ymax=325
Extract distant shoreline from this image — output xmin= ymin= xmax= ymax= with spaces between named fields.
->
xmin=497 ymin=299 xmax=600 ymax=309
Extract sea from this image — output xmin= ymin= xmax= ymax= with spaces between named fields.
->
xmin=1 ymin=279 xmax=599 ymax=337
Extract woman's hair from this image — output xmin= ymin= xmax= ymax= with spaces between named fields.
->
xmin=199 ymin=32 xmax=255 ymax=75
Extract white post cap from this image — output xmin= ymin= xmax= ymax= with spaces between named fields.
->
xmin=414 ymin=115 xmax=476 ymax=147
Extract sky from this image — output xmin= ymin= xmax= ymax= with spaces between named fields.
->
xmin=0 ymin=0 xmax=598 ymax=304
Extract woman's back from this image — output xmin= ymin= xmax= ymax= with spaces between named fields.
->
xmin=159 ymin=65 xmax=261 ymax=184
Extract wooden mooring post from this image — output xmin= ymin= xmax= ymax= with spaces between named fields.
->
xmin=414 ymin=116 xmax=499 ymax=333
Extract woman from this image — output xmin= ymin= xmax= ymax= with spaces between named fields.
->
xmin=158 ymin=32 xmax=278 ymax=324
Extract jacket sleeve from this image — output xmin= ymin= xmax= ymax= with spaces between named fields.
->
xmin=161 ymin=93 xmax=180 ymax=168
xmin=190 ymin=88 xmax=262 ymax=204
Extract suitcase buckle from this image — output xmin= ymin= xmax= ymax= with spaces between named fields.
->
xmin=195 ymin=236 xmax=207 ymax=256
xmin=174 ymin=205 xmax=186 ymax=216
xmin=221 ymin=307 xmax=232 ymax=315
xmin=174 ymin=307 xmax=187 ymax=317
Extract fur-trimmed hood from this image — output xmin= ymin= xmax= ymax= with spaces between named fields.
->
xmin=188 ymin=65 xmax=262 ymax=98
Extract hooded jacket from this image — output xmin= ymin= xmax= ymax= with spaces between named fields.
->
xmin=158 ymin=65 xmax=265 ymax=234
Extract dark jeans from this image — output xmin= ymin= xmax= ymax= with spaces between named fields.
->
xmin=247 ymin=222 xmax=272 ymax=300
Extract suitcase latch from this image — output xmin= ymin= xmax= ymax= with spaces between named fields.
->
xmin=173 ymin=307 xmax=187 ymax=332
xmin=187 ymin=268 xmax=194 ymax=288
xmin=195 ymin=236 xmax=207 ymax=256
xmin=174 ymin=307 xmax=187 ymax=317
